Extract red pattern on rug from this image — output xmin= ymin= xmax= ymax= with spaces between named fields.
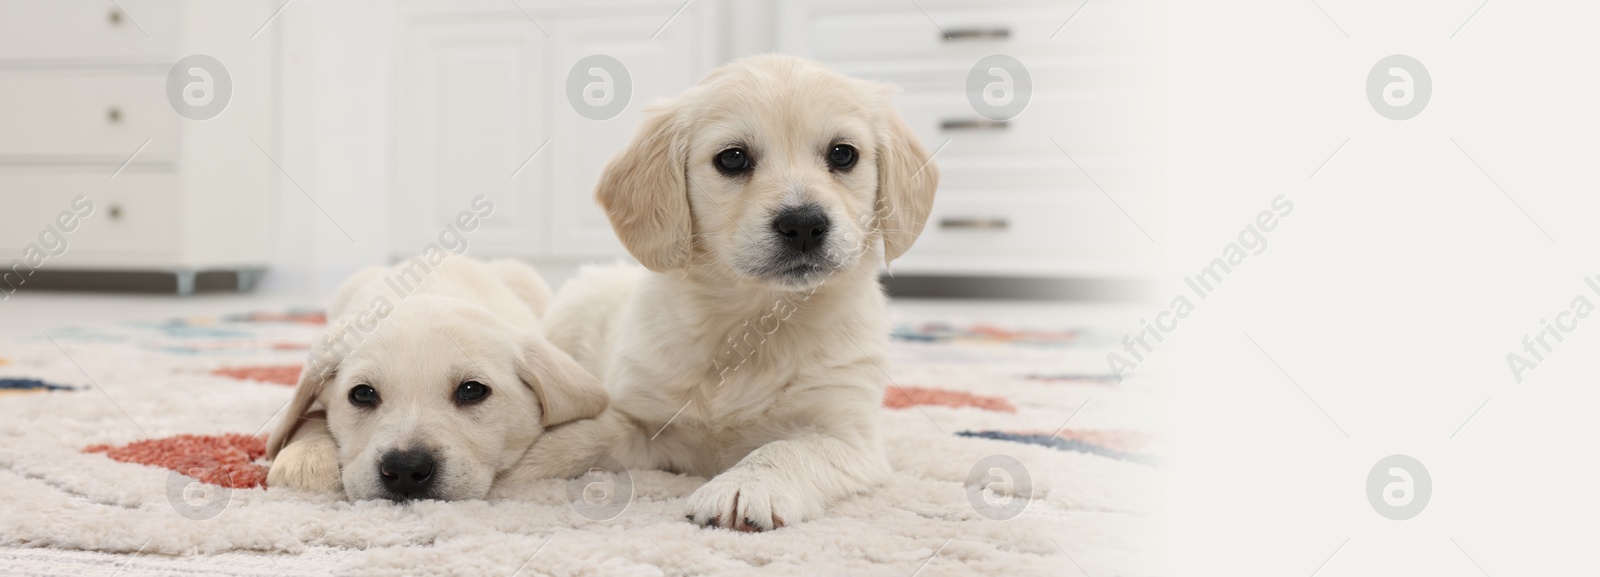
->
xmin=883 ymin=386 xmax=1016 ymax=413
xmin=212 ymin=365 xmax=301 ymax=386
xmin=85 ymin=433 xmax=269 ymax=488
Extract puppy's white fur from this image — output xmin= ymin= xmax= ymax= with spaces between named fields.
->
xmin=266 ymin=258 xmax=607 ymax=501
xmin=509 ymin=55 xmax=938 ymax=530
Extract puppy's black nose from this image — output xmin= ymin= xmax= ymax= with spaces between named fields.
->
xmin=772 ymin=206 xmax=830 ymax=253
xmin=378 ymin=449 xmax=436 ymax=499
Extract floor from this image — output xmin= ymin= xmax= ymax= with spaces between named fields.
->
xmin=0 ymin=289 xmax=1157 ymax=576
xmin=0 ymin=292 xmax=327 ymax=335
xmin=0 ymin=290 xmax=1147 ymax=341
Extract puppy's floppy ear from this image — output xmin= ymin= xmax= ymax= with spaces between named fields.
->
xmin=266 ymin=354 xmax=336 ymax=460
xmin=596 ymin=98 xmax=692 ymax=272
xmin=517 ymin=333 xmax=609 ymax=427
xmin=873 ymin=88 xmax=940 ymax=264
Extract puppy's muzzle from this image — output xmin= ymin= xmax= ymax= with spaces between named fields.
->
xmin=772 ymin=205 xmax=830 ymax=254
xmin=379 ymin=448 xmax=438 ymax=500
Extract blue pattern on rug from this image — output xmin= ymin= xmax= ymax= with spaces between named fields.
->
xmin=0 ymin=378 xmax=75 ymax=393
xmin=1020 ymin=373 xmax=1121 ymax=384
xmin=957 ymin=430 xmax=1154 ymax=465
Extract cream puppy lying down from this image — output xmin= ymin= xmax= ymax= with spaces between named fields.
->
xmin=506 ymin=55 xmax=939 ymax=530
xmin=265 ymin=257 xmax=607 ymax=501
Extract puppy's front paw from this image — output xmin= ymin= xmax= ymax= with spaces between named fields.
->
xmin=266 ymin=436 xmax=342 ymax=493
xmin=684 ymin=471 xmax=809 ymax=532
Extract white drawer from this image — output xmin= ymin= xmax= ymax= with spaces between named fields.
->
xmin=893 ymin=89 xmax=1148 ymax=189
xmin=786 ymin=0 xmax=1133 ymax=62
xmin=0 ymin=171 xmax=182 ymax=259
xmin=0 ymin=0 xmax=180 ymax=61
xmin=0 ymin=71 xmax=177 ymax=162
xmin=908 ymin=191 xmax=1149 ymax=258
xmin=897 ymin=89 xmax=1115 ymax=155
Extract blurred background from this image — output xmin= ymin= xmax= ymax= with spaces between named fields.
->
xmin=0 ymin=0 xmax=1157 ymax=304
xmin=7 ymin=1 xmax=1600 ymax=575
xmin=0 ymin=5 xmax=1166 ymax=571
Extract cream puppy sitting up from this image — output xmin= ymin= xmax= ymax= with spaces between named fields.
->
xmin=506 ymin=55 xmax=939 ymax=531
xmin=266 ymin=256 xmax=607 ymax=501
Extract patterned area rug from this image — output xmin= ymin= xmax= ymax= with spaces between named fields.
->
xmin=0 ymin=309 xmax=1161 ymax=576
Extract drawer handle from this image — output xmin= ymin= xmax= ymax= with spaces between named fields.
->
xmin=939 ymin=217 xmax=1009 ymax=230
xmin=940 ymin=118 xmax=1008 ymax=132
xmin=942 ymin=27 xmax=1011 ymax=41
xmin=109 ymin=204 xmax=124 ymax=221
xmin=107 ymin=107 xmax=122 ymax=124
xmin=109 ymin=9 xmax=122 ymax=26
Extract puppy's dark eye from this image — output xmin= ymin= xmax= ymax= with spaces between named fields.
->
xmin=827 ymin=144 xmax=857 ymax=171
xmin=455 ymin=381 xmax=490 ymax=403
xmin=716 ymin=148 xmax=751 ymax=174
xmin=349 ymin=385 xmax=379 ymax=406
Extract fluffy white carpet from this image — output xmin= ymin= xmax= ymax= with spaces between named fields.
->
xmin=0 ymin=307 xmax=1160 ymax=576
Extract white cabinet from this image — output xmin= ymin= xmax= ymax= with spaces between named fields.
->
xmin=545 ymin=14 xmax=707 ymax=258
xmin=390 ymin=0 xmax=718 ymax=263
xmin=387 ymin=0 xmax=1150 ymax=279
xmin=394 ymin=17 xmax=551 ymax=255
xmin=0 ymin=0 xmax=279 ymax=293
xmin=780 ymin=0 xmax=1157 ymax=278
